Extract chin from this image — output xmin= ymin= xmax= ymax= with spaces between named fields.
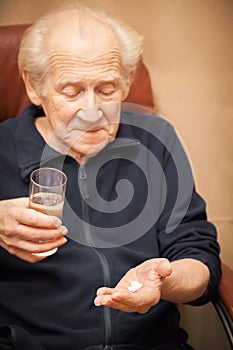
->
xmin=72 ymin=138 xmax=112 ymax=163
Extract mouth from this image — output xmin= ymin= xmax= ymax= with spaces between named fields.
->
xmin=80 ymin=123 xmax=116 ymax=135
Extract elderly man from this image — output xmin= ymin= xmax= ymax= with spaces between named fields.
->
xmin=0 ymin=3 xmax=221 ymax=350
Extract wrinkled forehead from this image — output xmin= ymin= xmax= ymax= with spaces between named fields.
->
xmin=46 ymin=13 xmax=120 ymax=60
xmin=45 ymin=16 xmax=123 ymax=78
xmin=48 ymin=50 xmax=122 ymax=78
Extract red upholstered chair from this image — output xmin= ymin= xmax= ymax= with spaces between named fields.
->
xmin=0 ymin=23 xmax=232 ymax=348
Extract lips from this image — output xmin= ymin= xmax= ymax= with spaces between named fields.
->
xmin=79 ymin=123 xmax=115 ymax=135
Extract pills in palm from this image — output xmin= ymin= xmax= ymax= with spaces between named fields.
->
xmin=128 ymin=280 xmax=143 ymax=292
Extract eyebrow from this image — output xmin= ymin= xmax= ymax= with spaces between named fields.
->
xmin=57 ymin=75 xmax=121 ymax=88
xmin=96 ymin=76 xmax=121 ymax=85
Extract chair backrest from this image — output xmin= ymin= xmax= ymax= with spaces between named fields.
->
xmin=0 ymin=24 xmax=155 ymax=122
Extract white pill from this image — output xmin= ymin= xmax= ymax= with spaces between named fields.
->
xmin=128 ymin=280 xmax=143 ymax=292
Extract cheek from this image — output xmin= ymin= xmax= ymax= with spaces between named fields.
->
xmin=110 ymin=89 xmax=125 ymax=102
xmin=41 ymin=82 xmax=77 ymax=117
xmin=42 ymin=95 xmax=77 ymax=126
xmin=101 ymin=102 xmax=121 ymax=123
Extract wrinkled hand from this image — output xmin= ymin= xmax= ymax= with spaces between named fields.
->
xmin=94 ymin=258 xmax=172 ymax=314
xmin=0 ymin=198 xmax=68 ymax=263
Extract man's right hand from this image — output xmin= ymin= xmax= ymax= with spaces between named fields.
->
xmin=0 ymin=198 xmax=68 ymax=263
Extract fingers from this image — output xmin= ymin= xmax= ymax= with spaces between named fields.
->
xmin=0 ymin=199 xmax=68 ymax=262
xmin=94 ymin=288 xmax=113 ymax=306
xmin=96 ymin=287 xmax=114 ymax=296
xmin=3 ymin=206 xmax=63 ymax=241
xmin=0 ymin=233 xmax=67 ymax=254
xmin=14 ymin=224 xmax=68 ymax=241
xmin=13 ymin=207 xmax=62 ymax=228
xmin=13 ymin=236 xmax=67 ymax=253
xmin=94 ymin=288 xmax=132 ymax=308
xmin=0 ymin=239 xmax=57 ymax=263
xmin=94 ymin=288 xmax=154 ymax=314
xmin=94 ymin=287 xmax=126 ymax=306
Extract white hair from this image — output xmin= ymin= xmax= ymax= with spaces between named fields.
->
xmin=18 ymin=2 xmax=144 ymax=94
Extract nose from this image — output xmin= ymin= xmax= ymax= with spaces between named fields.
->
xmin=77 ymin=107 xmax=103 ymax=123
xmin=77 ymin=90 xmax=104 ymax=123
xmin=81 ymin=89 xmax=99 ymax=110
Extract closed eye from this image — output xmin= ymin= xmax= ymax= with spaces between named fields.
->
xmin=62 ymin=85 xmax=82 ymax=98
xmin=97 ymin=83 xmax=116 ymax=96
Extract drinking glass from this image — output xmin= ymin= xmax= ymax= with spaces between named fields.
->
xmin=29 ymin=167 xmax=67 ymax=256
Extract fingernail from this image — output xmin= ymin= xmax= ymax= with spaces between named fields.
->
xmin=59 ymin=226 xmax=68 ymax=235
xmin=49 ymin=216 xmax=62 ymax=227
xmin=94 ymin=298 xmax=101 ymax=306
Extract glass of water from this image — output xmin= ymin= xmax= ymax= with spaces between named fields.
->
xmin=29 ymin=167 xmax=67 ymax=256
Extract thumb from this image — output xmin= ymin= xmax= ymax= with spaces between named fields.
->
xmin=0 ymin=197 xmax=29 ymax=210
xmin=13 ymin=197 xmax=29 ymax=207
xmin=157 ymin=259 xmax=172 ymax=278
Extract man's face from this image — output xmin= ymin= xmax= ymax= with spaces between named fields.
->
xmin=30 ymin=25 xmax=130 ymax=163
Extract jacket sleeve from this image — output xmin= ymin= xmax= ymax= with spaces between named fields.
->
xmin=156 ymin=123 xmax=221 ymax=306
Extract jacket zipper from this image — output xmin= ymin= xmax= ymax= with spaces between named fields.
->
xmin=95 ymin=249 xmax=112 ymax=349
xmin=79 ymin=165 xmax=112 ymax=349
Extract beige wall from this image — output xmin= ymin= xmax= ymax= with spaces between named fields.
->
xmin=0 ymin=0 xmax=232 ymax=269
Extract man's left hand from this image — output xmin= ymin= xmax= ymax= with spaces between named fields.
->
xmin=94 ymin=258 xmax=172 ymax=313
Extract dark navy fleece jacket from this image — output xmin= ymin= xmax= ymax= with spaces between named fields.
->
xmin=0 ymin=104 xmax=221 ymax=349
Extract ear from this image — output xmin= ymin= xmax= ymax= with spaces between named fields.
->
xmin=22 ymin=70 xmax=42 ymax=106
xmin=121 ymin=70 xmax=136 ymax=101
xmin=121 ymin=84 xmax=131 ymax=101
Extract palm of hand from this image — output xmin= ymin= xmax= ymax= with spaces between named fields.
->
xmin=94 ymin=258 xmax=172 ymax=313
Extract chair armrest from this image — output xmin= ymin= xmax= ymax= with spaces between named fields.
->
xmin=220 ymin=263 xmax=233 ymax=320
xmin=212 ymin=263 xmax=233 ymax=347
